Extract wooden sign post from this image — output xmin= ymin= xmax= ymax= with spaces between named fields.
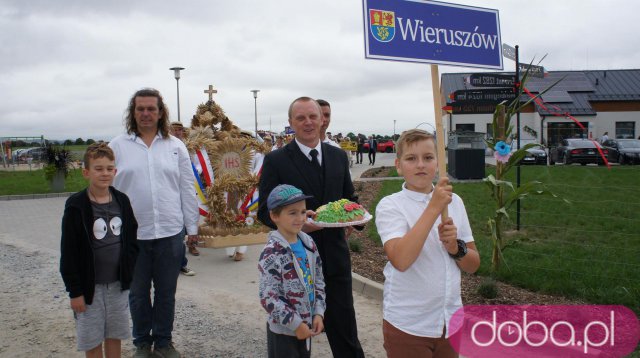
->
xmin=430 ymin=64 xmax=448 ymax=219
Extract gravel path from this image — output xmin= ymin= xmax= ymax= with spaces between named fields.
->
xmin=0 ymin=197 xmax=385 ymax=358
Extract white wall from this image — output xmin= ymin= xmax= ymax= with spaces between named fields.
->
xmin=445 ymin=110 xmax=640 ymax=144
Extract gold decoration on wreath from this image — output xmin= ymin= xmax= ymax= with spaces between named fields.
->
xmin=184 ymin=94 xmax=270 ymax=247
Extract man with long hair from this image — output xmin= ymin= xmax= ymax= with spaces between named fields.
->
xmin=109 ymin=88 xmax=198 ymax=358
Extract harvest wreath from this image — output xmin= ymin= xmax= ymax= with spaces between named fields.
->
xmin=183 ymin=91 xmax=271 ymax=247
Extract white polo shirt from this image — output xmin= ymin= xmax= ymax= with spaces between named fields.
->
xmin=375 ymin=182 xmax=474 ymax=338
xmin=109 ymin=133 xmax=198 ymax=240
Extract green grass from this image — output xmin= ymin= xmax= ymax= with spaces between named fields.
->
xmin=368 ymin=165 xmax=640 ymax=313
xmin=0 ymin=169 xmax=86 ymax=195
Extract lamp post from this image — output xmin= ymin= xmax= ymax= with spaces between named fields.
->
xmin=250 ymin=89 xmax=260 ymax=138
xmin=393 ymin=120 xmax=396 ymax=139
xmin=169 ymin=67 xmax=185 ymax=122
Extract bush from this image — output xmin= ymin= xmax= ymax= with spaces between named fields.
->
xmin=348 ymin=239 xmax=362 ymax=253
xmin=43 ymin=145 xmax=73 ymax=181
xmin=477 ymin=277 xmax=499 ymax=299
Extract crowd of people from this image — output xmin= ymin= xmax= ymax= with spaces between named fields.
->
xmin=60 ymin=88 xmax=479 ymax=358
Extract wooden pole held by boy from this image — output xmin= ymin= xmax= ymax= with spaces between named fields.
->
xmin=430 ymin=64 xmax=449 ymax=219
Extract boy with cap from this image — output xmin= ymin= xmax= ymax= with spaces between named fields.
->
xmin=258 ymin=184 xmax=326 ymax=358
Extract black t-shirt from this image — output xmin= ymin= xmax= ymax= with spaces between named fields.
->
xmin=90 ymin=200 xmax=122 ymax=284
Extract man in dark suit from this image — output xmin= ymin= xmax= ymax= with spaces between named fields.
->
xmin=258 ymin=97 xmax=365 ymax=358
xmin=367 ymin=135 xmax=378 ymax=165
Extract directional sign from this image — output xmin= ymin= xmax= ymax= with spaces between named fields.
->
xmin=468 ymin=74 xmax=515 ymax=87
xmin=363 ymin=0 xmax=503 ymax=69
xmin=452 ymin=88 xmax=516 ymax=103
xmin=518 ymin=63 xmax=545 ymax=78
xmin=502 ymin=43 xmax=516 ymax=61
xmin=451 ymin=102 xmax=497 ymax=114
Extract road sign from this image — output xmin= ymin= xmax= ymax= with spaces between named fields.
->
xmin=468 ymin=74 xmax=515 ymax=87
xmin=451 ymin=102 xmax=497 ymax=114
xmin=518 ymin=63 xmax=545 ymax=78
xmin=502 ymin=43 xmax=516 ymax=61
xmin=452 ymin=88 xmax=516 ymax=103
xmin=339 ymin=141 xmax=357 ymax=151
xmin=363 ymin=0 xmax=503 ymax=69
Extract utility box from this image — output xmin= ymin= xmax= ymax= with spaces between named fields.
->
xmin=447 ymin=132 xmax=485 ymax=180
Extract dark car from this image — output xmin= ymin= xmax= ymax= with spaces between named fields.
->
xmin=602 ymin=139 xmax=640 ymax=165
xmin=512 ymin=139 xmax=547 ymax=165
xmin=549 ymin=139 xmax=608 ymax=166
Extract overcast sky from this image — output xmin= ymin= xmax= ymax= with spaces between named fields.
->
xmin=2 ymin=0 xmax=639 ymax=141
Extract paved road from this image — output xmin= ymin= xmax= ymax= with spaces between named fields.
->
xmin=0 ymin=196 xmax=386 ymax=357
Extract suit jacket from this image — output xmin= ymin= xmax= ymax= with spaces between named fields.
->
xmin=258 ymin=141 xmax=358 ymax=279
xmin=368 ymin=139 xmax=378 ymax=153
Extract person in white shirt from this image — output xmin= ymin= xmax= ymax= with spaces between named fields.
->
xmin=109 ymin=88 xmax=198 ymax=358
xmin=375 ymin=129 xmax=480 ymax=358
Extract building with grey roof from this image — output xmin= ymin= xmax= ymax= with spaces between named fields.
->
xmin=440 ymin=69 xmax=640 ymax=147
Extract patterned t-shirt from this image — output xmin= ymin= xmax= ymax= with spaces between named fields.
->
xmin=290 ymin=239 xmax=314 ymax=306
xmin=90 ymin=199 xmax=122 ymax=284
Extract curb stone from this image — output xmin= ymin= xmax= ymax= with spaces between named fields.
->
xmin=352 ymin=272 xmax=383 ymax=301
xmin=0 ymin=192 xmax=73 ymax=201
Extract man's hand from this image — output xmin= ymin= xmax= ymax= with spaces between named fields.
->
xmin=302 ymin=210 xmax=322 ymax=233
xmin=70 ymin=295 xmax=86 ymax=313
xmin=295 ymin=322 xmax=313 ymax=340
xmin=187 ymin=235 xmax=199 ymax=246
xmin=345 ymin=226 xmax=355 ymax=239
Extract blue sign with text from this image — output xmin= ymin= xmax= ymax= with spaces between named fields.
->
xmin=363 ymin=0 xmax=502 ymax=69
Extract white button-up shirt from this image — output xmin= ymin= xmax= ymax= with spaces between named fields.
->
xmin=375 ymin=183 xmax=474 ymax=338
xmin=109 ymin=133 xmax=198 ymax=240
xmin=295 ymin=138 xmax=323 ymax=165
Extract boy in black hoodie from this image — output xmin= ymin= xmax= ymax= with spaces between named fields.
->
xmin=60 ymin=142 xmax=138 ymax=357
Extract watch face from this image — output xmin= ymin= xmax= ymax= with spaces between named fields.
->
xmin=452 ymin=239 xmax=467 ymax=259
xmin=459 ymin=240 xmax=468 ymax=255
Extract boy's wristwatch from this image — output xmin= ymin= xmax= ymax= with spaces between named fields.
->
xmin=449 ymin=239 xmax=467 ymax=261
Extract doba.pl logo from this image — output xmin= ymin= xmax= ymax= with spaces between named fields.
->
xmin=448 ymin=305 xmax=639 ymax=357
xmin=369 ymin=9 xmax=395 ymax=42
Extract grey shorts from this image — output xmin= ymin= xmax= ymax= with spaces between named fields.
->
xmin=75 ymin=281 xmax=130 ymax=351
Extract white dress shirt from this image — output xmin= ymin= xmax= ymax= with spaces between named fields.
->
xmin=375 ymin=182 xmax=474 ymax=338
xmin=295 ymin=138 xmax=323 ymax=165
xmin=109 ymin=133 xmax=199 ymax=240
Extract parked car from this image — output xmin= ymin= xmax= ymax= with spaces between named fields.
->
xmin=11 ymin=149 xmax=26 ymax=161
xmin=549 ymin=139 xmax=608 ymax=166
xmin=17 ymin=147 xmax=46 ymax=162
xmin=512 ymin=139 xmax=547 ymax=165
xmin=363 ymin=140 xmax=395 ymax=153
xmin=602 ymin=139 xmax=640 ymax=165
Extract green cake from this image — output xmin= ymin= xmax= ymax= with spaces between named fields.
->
xmin=315 ymin=199 xmax=366 ymax=223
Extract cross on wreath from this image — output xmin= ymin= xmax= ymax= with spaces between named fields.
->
xmin=204 ymin=85 xmax=218 ymax=101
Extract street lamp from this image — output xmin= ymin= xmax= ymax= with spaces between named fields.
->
xmin=169 ymin=67 xmax=185 ymax=122
xmin=250 ymin=90 xmax=260 ymax=138
xmin=393 ymin=120 xmax=396 ymax=139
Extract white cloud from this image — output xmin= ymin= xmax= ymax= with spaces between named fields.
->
xmin=1 ymin=0 xmax=639 ymax=141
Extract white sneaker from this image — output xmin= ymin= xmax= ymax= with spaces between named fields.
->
xmin=180 ymin=266 xmax=196 ymax=276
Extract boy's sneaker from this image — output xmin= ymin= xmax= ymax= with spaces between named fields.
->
xmin=180 ymin=266 xmax=196 ymax=276
xmin=133 ymin=343 xmax=153 ymax=358
xmin=153 ymin=342 xmax=181 ymax=358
